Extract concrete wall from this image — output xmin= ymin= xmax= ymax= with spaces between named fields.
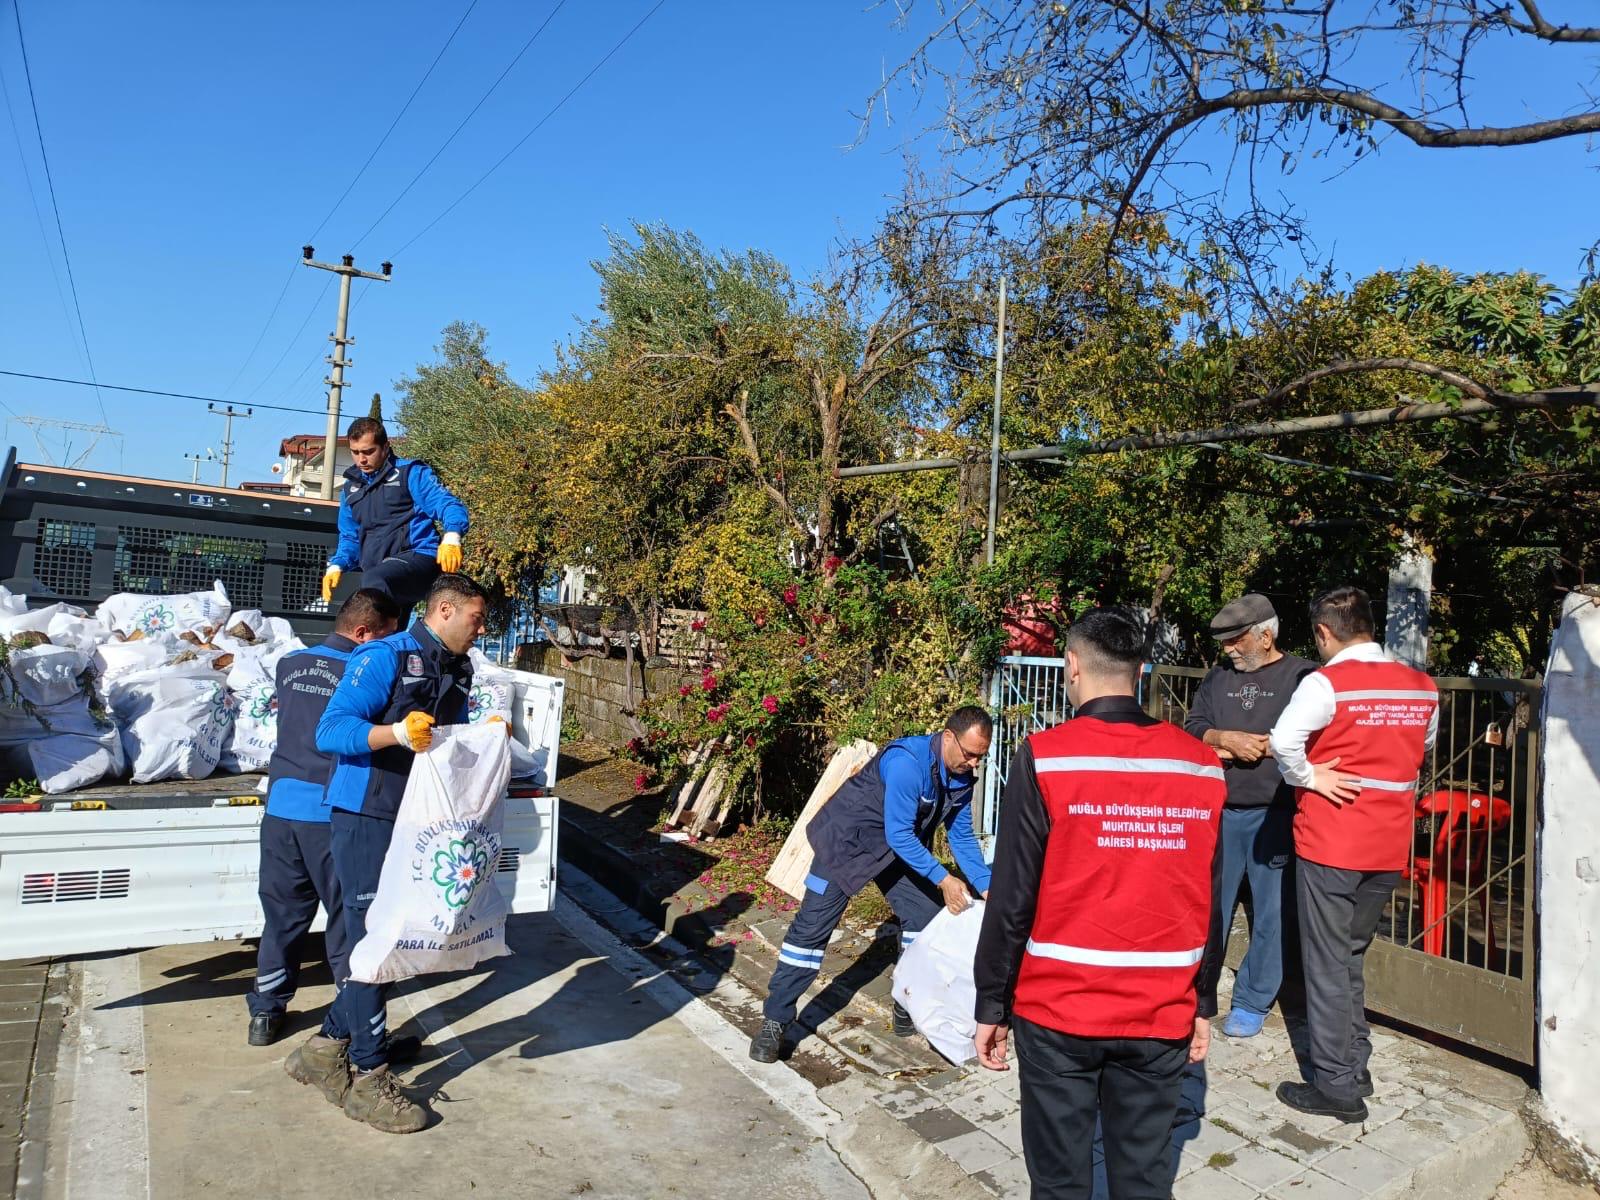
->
xmin=1537 ymin=593 xmax=1600 ymax=1180
xmin=517 ymin=644 xmax=692 ymax=747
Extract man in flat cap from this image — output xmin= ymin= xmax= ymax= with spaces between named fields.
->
xmin=1183 ymin=594 xmax=1316 ymax=1037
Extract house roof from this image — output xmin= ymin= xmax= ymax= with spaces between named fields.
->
xmin=279 ymin=433 xmax=407 ymax=457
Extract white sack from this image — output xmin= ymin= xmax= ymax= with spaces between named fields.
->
xmin=0 ymin=586 xmax=25 ymax=616
xmin=465 ymin=649 xmax=537 ymax=779
xmin=45 ymin=611 xmax=110 ymax=651
xmin=891 ymin=901 xmax=987 ymax=1065
xmin=96 ymin=580 xmax=231 ymax=641
xmin=219 ymin=677 xmax=277 ymax=774
xmin=108 ymin=660 xmax=237 ymax=783
xmin=94 ymin=634 xmax=183 ymax=690
xmin=29 ymin=724 xmax=124 ymax=793
xmin=0 ymin=601 xmax=85 ymax=637
xmin=2 ymin=644 xmax=92 ymax=707
xmin=0 ymin=695 xmax=105 ymax=747
xmin=347 ymin=724 xmax=513 ymax=984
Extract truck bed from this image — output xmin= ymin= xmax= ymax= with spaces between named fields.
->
xmin=27 ymin=773 xmax=267 ymax=810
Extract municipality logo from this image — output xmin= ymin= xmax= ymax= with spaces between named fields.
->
xmin=431 ymin=837 xmax=490 ymax=909
xmin=136 ymin=604 xmax=175 ymax=634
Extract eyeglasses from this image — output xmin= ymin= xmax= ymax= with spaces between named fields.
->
xmin=949 ymin=736 xmax=989 ymax=765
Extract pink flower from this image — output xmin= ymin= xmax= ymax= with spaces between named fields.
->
xmin=754 ymin=612 xmax=767 ymax=628
xmin=690 ymin=617 xmax=706 ymax=632
xmin=795 ymin=636 xmax=808 ymax=649
xmin=678 ymin=683 xmax=693 ymax=697
xmin=633 ymin=772 xmax=649 ymax=792
xmin=783 ymin=586 xmax=798 ymax=607
xmin=706 ymin=705 xmax=725 ymax=725
xmin=626 ymin=737 xmax=644 ymax=755
xmin=701 ymin=671 xmax=718 ymax=692
xmin=744 ymin=735 xmax=757 ymax=749
xmin=761 ymin=695 xmax=779 ymax=715
xmin=823 ymin=555 xmax=843 ymax=575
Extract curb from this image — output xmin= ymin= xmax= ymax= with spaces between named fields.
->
xmin=818 ymin=1074 xmax=996 ymax=1200
xmin=15 ymin=960 xmax=69 ymax=1200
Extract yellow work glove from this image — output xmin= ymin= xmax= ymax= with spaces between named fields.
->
xmin=321 ymin=566 xmax=342 ymax=603
xmin=437 ymin=532 xmax=463 ymax=575
xmin=486 ymin=715 xmax=511 ymax=738
xmin=390 ymin=711 xmax=436 ymax=752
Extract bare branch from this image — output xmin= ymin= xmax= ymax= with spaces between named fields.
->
xmin=1231 ymin=357 xmax=1496 ymax=413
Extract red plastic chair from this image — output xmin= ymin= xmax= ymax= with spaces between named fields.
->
xmin=1405 ymin=789 xmax=1512 ymax=958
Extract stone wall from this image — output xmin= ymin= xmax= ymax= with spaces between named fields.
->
xmin=517 ymin=644 xmax=692 ymax=747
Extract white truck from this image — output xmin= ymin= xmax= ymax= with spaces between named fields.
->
xmin=0 ymin=451 xmax=562 ymax=959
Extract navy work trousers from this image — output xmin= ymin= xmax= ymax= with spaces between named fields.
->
xmin=319 ymin=807 xmax=397 ymax=1070
xmin=1214 ymin=804 xmax=1293 ymax=1016
xmin=362 ymin=552 xmax=439 ymax=616
xmin=762 ymin=862 xmax=943 ymax=1028
xmin=249 ymin=814 xmax=347 ymax=1018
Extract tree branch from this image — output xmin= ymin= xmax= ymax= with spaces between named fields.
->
xmin=1501 ymin=1 xmax=1600 ymax=43
xmin=1230 ymin=357 xmax=1495 ymax=413
xmin=721 ymin=389 xmax=810 ymax=543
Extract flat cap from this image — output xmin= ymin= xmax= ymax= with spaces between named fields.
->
xmin=1209 ymin=593 xmax=1277 ymax=639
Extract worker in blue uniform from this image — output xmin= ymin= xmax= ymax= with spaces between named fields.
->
xmin=247 ymin=588 xmax=401 ymax=1047
xmin=283 ymin=573 xmax=489 ymax=1134
xmin=319 ymin=416 xmax=470 ymax=614
xmin=749 ymin=706 xmax=995 ymax=1063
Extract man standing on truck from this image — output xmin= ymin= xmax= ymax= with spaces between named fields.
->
xmin=284 ymin=573 xmax=489 ymax=1134
xmin=319 ymin=417 xmax=470 ymax=614
xmin=748 ymin=706 xmax=994 ymax=1064
xmin=247 ymin=588 xmax=401 ymax=1047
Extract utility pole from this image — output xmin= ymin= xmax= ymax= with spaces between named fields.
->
xmin=984 ymin=276 xmax=1007 ymax=566
xmin=206 ymin=404 xmax=252 ymax=488
xmin=301 ymin=247 xmax=392 ymax=499
xmin=184 ymin=450 xmax=217 ymax=484
xmin=16 ymin=416 xmax=121 ymax=468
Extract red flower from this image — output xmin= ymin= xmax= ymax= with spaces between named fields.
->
xmin=823 ymin=555 xmax=843 ymax=575
xmin=701 ymin=672 xmax=718 ymax=692
xmin=633 ymin=772 xmax=650 ymax=792
xmin=678 ymin=684 xmax=693 ymax=697
xmin=761 ymin=695 xmax=779 ymax=715
xmin=754 ymin=612 xmax=767 ymax=628
xmin=744 ymin=735 xmax=757 ymax=749
xmin=795 ymin=636 xmax=808 ymax=648
xmin=649 ymin=729 xmax=664 ymax=743
xmin=626 ymin=737 xmax=644 ymax=755
xmin=690 ymin=617 xmax=706 ymax=632
xmin=782 ymin=586 xmax=798 ymax=607
xmin=706 ymin=705 xmax=725 ymax=724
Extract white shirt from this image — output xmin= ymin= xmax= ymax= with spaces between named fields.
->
xmin=1268 ymin=642 xmax=1440 ymax=789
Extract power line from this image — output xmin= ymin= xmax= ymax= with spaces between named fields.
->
xmin=390 ymin=0 xmax=666 ymax=260
xmin=216 ymin=260 xmax=300 ymax=396
xmin=10 ymin=0 xmax=106 ymax=425
xmin=306 ymin=0 xmax=480 ymax=244
xmin=350 ymin=0 xmax=568 ymax=252
xmin=0 ymin=369 xmax=331 ymax=417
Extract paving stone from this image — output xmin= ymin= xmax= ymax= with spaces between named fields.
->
xmin=971 ymin=1154 xmax=1033 ymax=1199
xmin=1358 ymin=1098 xmax=1407 ymax=1130
xmin=0 ymin=983 xmax=43 ymax=1005
xmin=948 ymin=1081 xmax=1019 ymax=1126
xmin=1261 ymin=1120 xmax=1340 ymax=1163
xmin=1433 ymin=1090 xmax=1512 ymax=1121
xmin=0 ymin=1057 xmax=29 ymax=1087
xmin=1219 ymin=1144 xmax=1305 ymax=1191
xmin=880 ymin=1085 xmax=940 ymax=1117
xmin=979 ymin=1108 xmax=1025 ymax=1156
xmin=1406 ymin=1097 xmax=1491 ymax=1141
xmin=1172 ymin=1164 xmax=1262 ymax=1200
xmin=1174 ymin=1117 xmax=1246 ymax=1159
xmin=903 ymin=1105 xmax=980 ymax=1144
xmin=1357 ymin=1116 xmax=1449 ymax=1166
xmin=0 ymin=1004 xmax=40 ymax=1024
xmin=1266 ymin=1168 xmax=1365 ymax=1200
xmin=937 ymin=1128 xmax=1015 ymax=1176
xmin=1311 ymin=1142 xmax=1412 ymax=1195
xmin=1208 ymin=1102 xmax=1291 ymax=1143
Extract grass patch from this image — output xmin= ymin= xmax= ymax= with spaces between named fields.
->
xmin=1207 ymin=1152 xmax=1237 ymax=1169
xmin=1210 ymin=1117 xmax=1244 ymax=1137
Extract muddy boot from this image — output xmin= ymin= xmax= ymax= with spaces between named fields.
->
xmin=284 ymin=1034 xmax=351 ymax=1106
xmin=344 ymin=1066 xmax=430 ymax=1134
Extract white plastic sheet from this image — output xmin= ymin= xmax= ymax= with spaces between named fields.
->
xmin=890 ymin=901 xmax=987 ymax=1065
xmin=347 ymin=724 xmax=514 ymax=984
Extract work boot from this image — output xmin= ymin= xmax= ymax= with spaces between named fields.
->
xmin=344 ymin=1066 xmax=430 ymax=1134
xmin=1357 ymin=1069 xmax=1374 ymax=1098
xmin=248 ymin=1011 xmax=285 ymax=1047
xmin=749 ymin=1019 xmax=785 ymax=1064
xmin=891 ymin=1002 xmax=916 ymax=1038
xmin=1276 ymin=1080 xmax=1367 ymax=1124
xmin=284 ymin=1034 xmax=351 ymax=1106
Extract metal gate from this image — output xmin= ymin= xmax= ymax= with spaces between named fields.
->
xmin=980 ymin=658 xmax=1541 ymax=1064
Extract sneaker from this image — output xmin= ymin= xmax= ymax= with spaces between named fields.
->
xmin=247 ymin=1011 xmax=285 ymax=1047
xmin=1276 ymin=1080 xmax=1367 ymax=1124
xmin=284 ymin=1034 xmax=351 ymax=1106
xmin=749 ymin=1019 xmax=785 ymax=1064
xmin=344 ymin=1066 xmax=430 ymax=1134
xmin=1357 ymin=1070 xmax=1374 ymax=1098
xmin=1221 ymin=1008 xmax=1267 ymax=1038
xmin=891 ymin=1002 xmax=916 ymax=1038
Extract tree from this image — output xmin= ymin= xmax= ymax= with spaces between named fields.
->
xmin=869 ymin=2 xmax=1600 ymax=277
xmin=368 ymin=392 xmax=382 ymax=423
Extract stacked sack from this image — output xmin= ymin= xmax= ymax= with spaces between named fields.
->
xmin=465 ymin=648 xmax=540 ymax=779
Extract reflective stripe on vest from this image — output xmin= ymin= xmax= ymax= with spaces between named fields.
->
xmin=1034 ymin=755 xmax=1225 ymax=781
xmin=1332 ymin=689 xmax=1438 ymax=702
xmin=1025 ymin=938 xmax=1205 ymax=969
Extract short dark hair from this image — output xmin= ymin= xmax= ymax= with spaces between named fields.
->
xmin=1309 ymin=586 xmax=1375 ymax=641
xmin=426 ymin=572 xmax=488 ymax=613
xmin=945 ymin=705 xmax=994 ymax=739
xmin=335 ymin=587 xmax=402 ymax=635
xmin=1065 ymin=607 xmax=1144 ymax=676
xmin=346 ymin=416 xmax=388 ymax=445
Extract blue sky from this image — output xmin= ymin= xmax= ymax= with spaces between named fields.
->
xmin=1 ymin=1 xmax=1595 ymax=483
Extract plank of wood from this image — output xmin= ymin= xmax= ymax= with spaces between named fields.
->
xmin=665 ymin=740 xmax=714 ymax=827
xmin=764 ymin=739 xmax=878 ymax=900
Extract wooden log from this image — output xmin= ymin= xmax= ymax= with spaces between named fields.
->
xmin=688 ymin=743 xmax=736 ymax=837
xmin=763 ymin=739 xmax=878 ymax=900
xmin=666 ymin=740 xmax=715 ymax=827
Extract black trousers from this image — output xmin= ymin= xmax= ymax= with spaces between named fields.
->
xmin=1296 ymin=858 xmax=1400 ymax=1102
xmin=249 ymin=814 xmax=346 ymax=1018
xmin=1013 ymin=1016 xmax=1188 ymax=1200
xmin=362 ymin=552 xmax=439 ymax=615
xmin=320 ymin=808 xmax=398 ymax=1070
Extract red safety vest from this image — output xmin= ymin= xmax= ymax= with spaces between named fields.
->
xmin=1014 ymin=718 xmax=1226 ymax=1040
xmin=1294 ymin=657 xmax=1438 ymax=871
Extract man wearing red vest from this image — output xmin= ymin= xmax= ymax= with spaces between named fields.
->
xmin=1270 ymin=586 xmax=1438 ymax=1122
xmin=975 ymin=608 xmax=1227 ymax=1199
